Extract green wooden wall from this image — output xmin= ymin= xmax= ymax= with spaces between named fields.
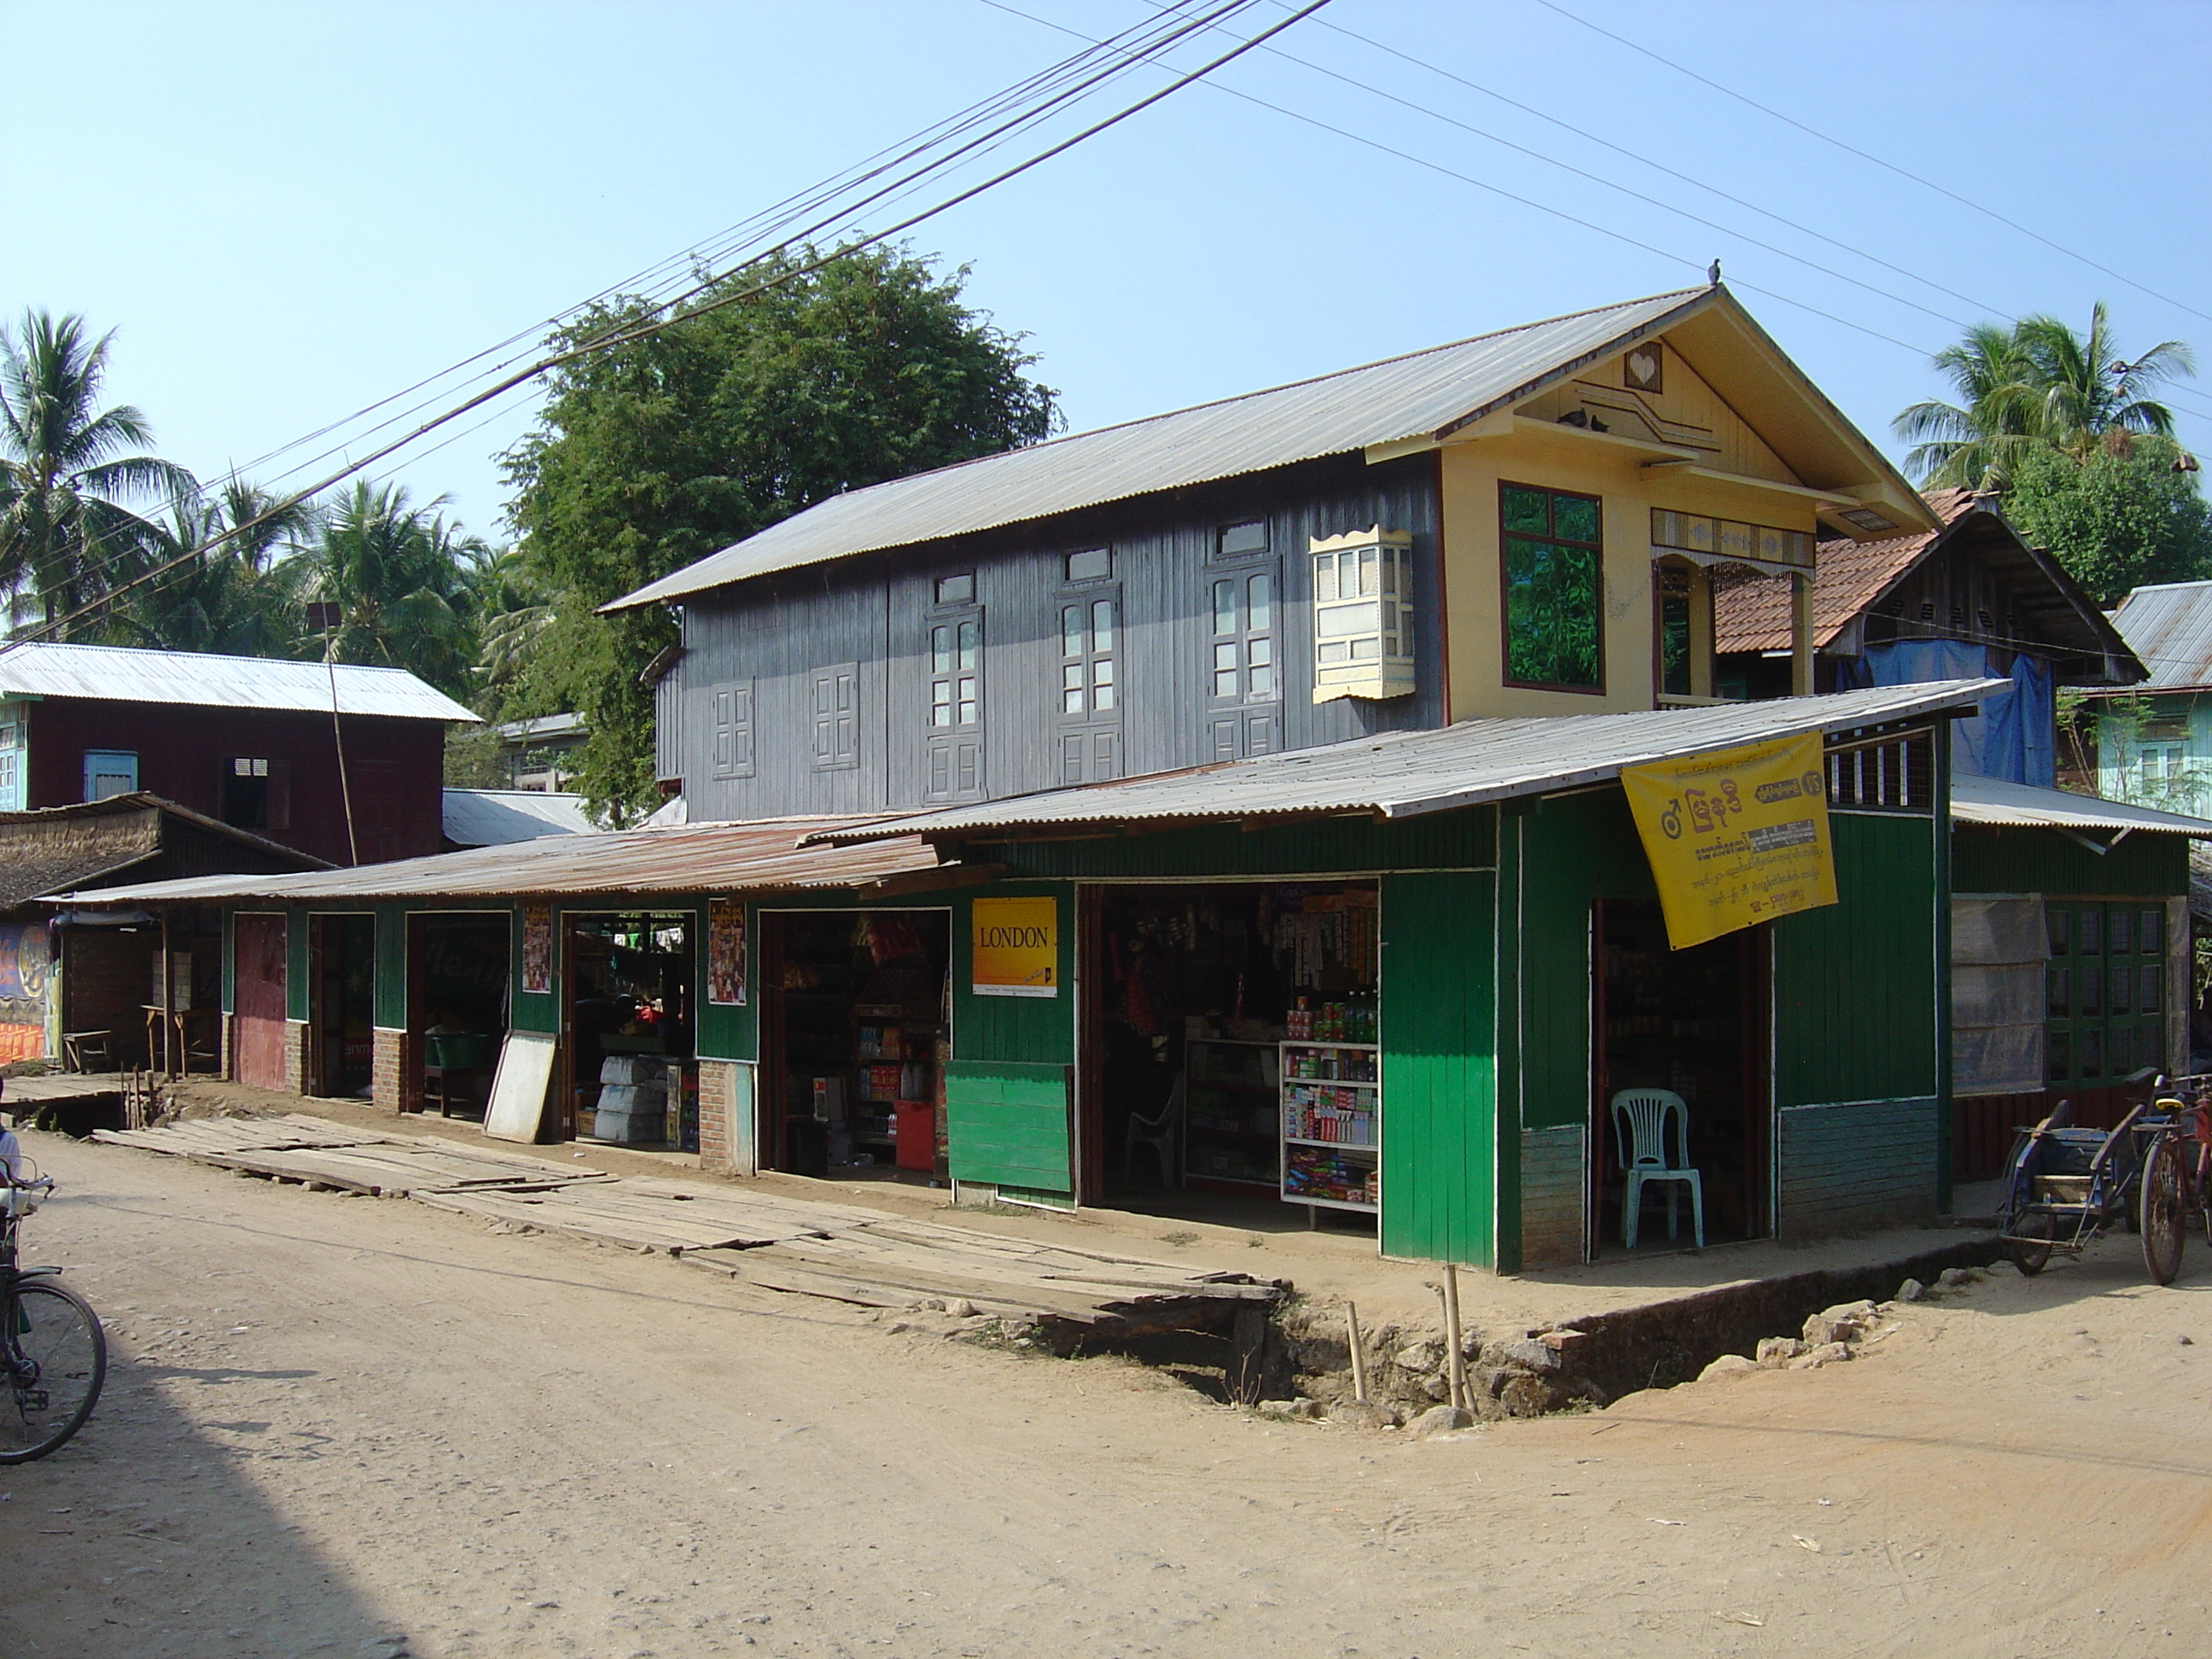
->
xmin=974 ymin=811 xmax=1493 ymax=881
xmin=944 ymin=882 xmax=1077 ymax=1196
xmin=1379 ymin=870 xmax=1497 ymax=1266
xmin=1953 ymin=824 xmax=2189 ymax=899
xmin=1771 ymin=812 xmax=1941 ymax=1110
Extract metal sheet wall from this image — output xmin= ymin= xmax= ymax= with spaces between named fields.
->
xmin=1952 ymin=824 xmax=2188 ymax=899
xmin=672 ymin=455 xmax=1442 ymax=819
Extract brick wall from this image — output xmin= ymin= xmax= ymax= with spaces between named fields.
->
xmin=699 ymin=1058 xmax=738 ymax=1173
xmin=219 ymin=1012 xmax=234 ymax=1080
xmin=283 ymin=1020 xmax=314 ymax=1096
xmin=371 ymin=1027 xmax=405 ymax=1115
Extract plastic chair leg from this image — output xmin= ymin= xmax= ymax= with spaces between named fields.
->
xmin=1623 ymin=1173 xmax=1641 ymax=1250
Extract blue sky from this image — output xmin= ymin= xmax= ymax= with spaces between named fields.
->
xmin=5 ymin=0 xmax=2208 ymax=544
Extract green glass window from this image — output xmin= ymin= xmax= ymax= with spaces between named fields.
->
xmin=1656 ymin=565 xmax=1691 ymax=696
xmin=1501 ymin=483 xmax=1603 ymax=690
xmin=2045 ymin=899 xmax=2168 ymax=1086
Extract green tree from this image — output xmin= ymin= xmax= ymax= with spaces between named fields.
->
xmin=2004 ymin=437 xmax=2212 ymax=603
xmin=291 ymin=480 xmax=488 ymax=697
xmin=1895 ymin=305 xmax=2193 ymax=488
xmin=125 ymin=479 xmax=317 ymax=655
xmin=0 ymin=310 xmax=195 ymax=635
xmin=500 ymin=243 xmax=1058 ymax=819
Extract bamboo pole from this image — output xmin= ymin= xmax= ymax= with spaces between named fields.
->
xmin=1346 ymin=1301 xmax=1370 ymax=1404
xmin=1443 ymin=1262 xmax=1469 ymax=1412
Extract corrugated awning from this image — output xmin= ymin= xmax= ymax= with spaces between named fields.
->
xmin=50 ymin=815 xmax=954 ymax=905
xmin=1948 ymin=774 xmax=2212 ymax=837
xmin=810 ymin=682 xmax=2005 ymax=846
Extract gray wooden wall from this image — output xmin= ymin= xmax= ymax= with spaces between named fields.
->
xmin=661 ymin=453 xmax=1445 ymax=819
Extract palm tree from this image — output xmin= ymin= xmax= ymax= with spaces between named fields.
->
xmin=471 ymin=545 xmax=556 ymax=707
xmin=125 ymin=480 xmax=318 ymax=655
xmin=0 ymin=311 xmax=195 ymax=635
xmin=292 ymin=480 xmax=486 ymax=696
xmin=1895 ymin=306 xmax=2196 ymax=487
xmin=2016 ymin=302 xmax=2192 ymax=461
xmin=1893 ymin=323 xmax=2045 ymax=488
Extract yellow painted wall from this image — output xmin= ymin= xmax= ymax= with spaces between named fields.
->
xmin=1517 ymin=341 xmax=1797 ymax=485
xmin=1440 ymin=339 xmax=1820 ymax=720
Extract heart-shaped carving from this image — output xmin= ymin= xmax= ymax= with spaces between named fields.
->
xmin=1628 ymin=350 xmax=1657 ymax=386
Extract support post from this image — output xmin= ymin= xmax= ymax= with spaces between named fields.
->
xmin=1790 ymin=571 xmax=1814 ymax=696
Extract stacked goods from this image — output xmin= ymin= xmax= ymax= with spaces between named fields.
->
xmin=1283 ymin=1085 xmax=1376 ymax=1147
xmin=1282 ymin=1145 xmax=1379 ymax=1207
xmin=593 ymin=1056 xmax=669 ymax=1144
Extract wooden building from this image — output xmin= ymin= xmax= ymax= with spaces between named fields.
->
xmin=0 ymin=642 xmax=478 ymax=867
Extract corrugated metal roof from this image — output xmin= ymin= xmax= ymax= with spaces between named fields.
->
xmin=811 ymin=683 xmax=2007 ymax=845
xmin=50 ymin=814 xmax=949 ymax=905
xmin=0 ymin=641 xmax=480 ymax=721
xmin=441 ymin=789 xmax=600 ymax=847
xmin=2104 ymin=579 xmax=2212 ymax=692
xmin=1949 ymin=774 xmax=2212 ymax=836
xmin=608 ymin=288 xmax=1712 ymax=609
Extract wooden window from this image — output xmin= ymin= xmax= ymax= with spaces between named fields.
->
xmin=928 ymin=618 xmax=981 ymax=730
xmin=221 ymin=757 xmax=291 ymax=831
xmin=1064 ymin=548 xmax=1111 ymax=584
xmin=1655 ymin=564 xmax=1692 ymax=697
xmin=1311 ymin=530 xmax=1416 ymax=701
xmin=83 ymin=748 xmax=138 ymax=802
xmin=711 ymin=681 xmax=754 ymax=779
xmin=2046 ymin=900 xmax=2168 ymax=1086
xmin=1500 ymin=482 xmax=1603 ymax=690
xmin=1217 ymin=519 xmax=1270 ymax=560
xmin=934 ymin=573 xmax=974 ymax=606
xmin=1209 ymin=567 xmax=1278 ymax=704
xmin=1059 ymin=597 xmax=1117 ymax=716
xmin=1825 ymin=730 xmax=1933 ymax=813
xmin=808 ymin=663 xmax=859 ymax=771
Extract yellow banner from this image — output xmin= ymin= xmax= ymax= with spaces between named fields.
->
xmin=1620 ymin=732 xmax=1838 ymax=950
xmin=972 ymin=896 xmax=1059 ymax=998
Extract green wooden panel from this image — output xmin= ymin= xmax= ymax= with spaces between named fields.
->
xmin=286 ymin=905 xmax=311 ymax=1023
xmin=509 ymin=901 xmax=557 ymax=1034
xmin=373 ymin=904 xmax=408 ymax=1028
xmin=973 ymin=810 xmax=1493 ymax=882
xmin=950 ymin=884 xmax=1075 ymax=1067
xmin=1379 ymin=870 xmax=1497 ymax=1266
xmin=1772 ymin=813 xmax=1941 ymax=1109
xmin=1517 ymin=789 xmax=1656 ymax=1132
xmin=696 ymin=899 xmax=756 ymax=1062
xmin=946 ymin=1059 xmax=1071 ymax=1191
xmin=1953 ymin=824 xmax=2188 ymax=899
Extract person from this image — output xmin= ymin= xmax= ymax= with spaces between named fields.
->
xmin=0 ymin=1077 xmax=18 ymax=1180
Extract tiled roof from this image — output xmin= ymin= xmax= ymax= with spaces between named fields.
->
xmin=1714 ymin=490 xmax=1976 ymax=654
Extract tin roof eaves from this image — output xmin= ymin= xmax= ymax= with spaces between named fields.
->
xmin=0 ymin=641 xmax=480 ymax=722
xmin=811 ymin=682 xmax=2007 ymax=845
xmin=1950 ymin=774 xmax=2212 ymax=836
xmin=608 ymin=288 xmax=1710 ymax=608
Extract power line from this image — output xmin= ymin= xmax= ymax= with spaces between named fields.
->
xmin=17 ymin=1 xmax=1273 ymax=623
xmin=1531 ymin=0 xmax=2212 ymax=332
xmin=9 ymin=0 xmax=1335 ymax=648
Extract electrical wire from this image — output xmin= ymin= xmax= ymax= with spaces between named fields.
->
xmin=1531 ymin=0 xmax=2212 ymax=332
xmin=16 ymin=0 xmax=1276 ymax=626
xmin=9 ymin=0 xmax=1333 ymax=648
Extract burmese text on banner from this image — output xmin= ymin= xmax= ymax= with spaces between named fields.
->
xmin=1620 ymin=733 xmax=1838 ymax=950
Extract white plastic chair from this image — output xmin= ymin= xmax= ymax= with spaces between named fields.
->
xmin=1611 ymin=1087 xmax=1703 ymax=1250
xmin=1124 ymin=1069 xmax=1185 ymax=1189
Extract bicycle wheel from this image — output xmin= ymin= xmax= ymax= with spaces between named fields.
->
xmin=2141 ymin=1138 xmax=2187 ymax=1287
xmin=0 ymin=1281 xmax=106 ymax=1463
xmin=2007 ymin=1208 xmax=2055 ymax=1277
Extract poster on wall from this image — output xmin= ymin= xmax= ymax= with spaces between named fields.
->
xmin=707 ymin=898 xmax=747 ymax=1005
xmin=521 ymin=903 xmax=552 ymax=995
xmin=1620 ymin=732 xmax=1838 ymax=951
xmin=972 ymin=896 xmax=1058 ymax=998
xmin=0 ymin=922 xmax=52 ymax=1062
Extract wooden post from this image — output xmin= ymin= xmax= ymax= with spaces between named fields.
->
xmin=1790 ymin=571 xmax=1814 ymax=696
xmin=1346 ymin=1301 xmax=1371 ymax=1404
xmin=1443 ymin=1263 xmax=1469 ymax=1412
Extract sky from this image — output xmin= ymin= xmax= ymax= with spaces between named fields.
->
xmin=5 ymin=0 xmax=2209 ymax=548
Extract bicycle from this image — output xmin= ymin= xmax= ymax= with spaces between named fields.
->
xmin=1 ymin=1160 xmax=106 ymax=1462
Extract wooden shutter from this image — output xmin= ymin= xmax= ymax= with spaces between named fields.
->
xmin=809 ymin=664 xmax=859 ymax=772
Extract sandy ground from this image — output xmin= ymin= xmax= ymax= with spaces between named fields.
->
xmin=8 ymin=1126 xmax=2212 ymax=1659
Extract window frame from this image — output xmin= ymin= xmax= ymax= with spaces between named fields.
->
xmin=1206 ymin=562 xmax=1280 ymax=707
xmin=1213 ymin=518 xmax=1272 ymax=564
xmin=1653 ymin=559 xmax=1694 ymax=699
xmin=1499 ymin=480 xmax=1606 ymax=695
xmin=1055 ymin=585 xmax=1121 ymax=722
xmin=2045 ymin=899 xmax=2169 ymax=1086
xmin=926 ymin=611 xmax=984 ymax=735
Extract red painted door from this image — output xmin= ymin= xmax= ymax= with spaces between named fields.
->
xmin=235 ymin=914 xmax=288 ymax=1089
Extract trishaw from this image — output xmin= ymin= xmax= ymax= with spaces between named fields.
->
xmin=1998 ymin=1072 xmax=2212 ymax=1284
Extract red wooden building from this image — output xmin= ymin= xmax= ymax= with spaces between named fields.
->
xmin=0 ymin=642 xmax=478 ymax=868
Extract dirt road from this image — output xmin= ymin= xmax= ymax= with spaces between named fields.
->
xmin=8 ymin=1129 xmax=2212 ymax=1659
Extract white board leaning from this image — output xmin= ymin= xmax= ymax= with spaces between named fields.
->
xmin=483 ymin=1031 xmax=559 ymax=1144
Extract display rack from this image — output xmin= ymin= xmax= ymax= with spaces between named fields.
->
xmin=1278 ymin=1039 xmax=1380 ymax=1214
xmin=1184 ymin=1038 xmax=1280 ymax=1191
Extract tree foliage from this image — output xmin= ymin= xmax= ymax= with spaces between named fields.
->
xmin=499 ymin=244 xmax=1058 ymax=820
xmin=2004 ymin=438 xmax=2212 ymax=604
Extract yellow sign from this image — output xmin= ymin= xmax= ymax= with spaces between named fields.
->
xmin=1620 ymin=733 xmax=1838 ymax=950
xmin=972 ymin=896 xmax=1059 ymax=998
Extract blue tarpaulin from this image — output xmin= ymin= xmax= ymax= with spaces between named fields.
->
xmin=1847 ymin=641 xmax=2053 ymax=785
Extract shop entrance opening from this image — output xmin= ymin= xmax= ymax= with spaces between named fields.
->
xmin=1082 ymin=882 xmax=1380 ymax=1229
xmin=1592 ymin=899 xmax=1769 ymax=1254
xmin=405 ymin=912 xmax=509 ymax=1119
xmin=310 ymin=912 xmax=375 ymax=1098
xmin=562 ymin=912 xmax=696 ymax=1148
xmin=757 ymin=911 xmax=950 ymax=1183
